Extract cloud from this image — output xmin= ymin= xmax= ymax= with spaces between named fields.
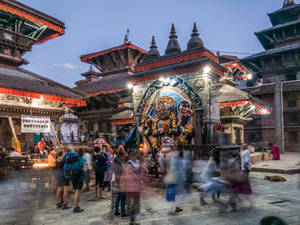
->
xmin=54 ymin=63 xmax=77 ymax=70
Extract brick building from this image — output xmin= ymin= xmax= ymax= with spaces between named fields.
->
xmin=242 ymin=0 xmax=300 ymax=151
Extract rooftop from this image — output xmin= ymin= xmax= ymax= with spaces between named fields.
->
xmin=242 ymin=42 xmax=300 ymax=61
xmin=0 ymin=0 xmax=65 ymax=44
xmin=268 ymin=3 xmax=300 ymax=26
xmin=80 ymin=41 xmax=147 ymax=74
xmin=74 ymin=71 xmax=132 ymax=96
xmin=0 ymin=67 xmax=85 ymax=106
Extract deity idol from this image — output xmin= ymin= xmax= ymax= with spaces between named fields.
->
xmin=140 ymin=95 xmax=178 ymax=151
xmin=152 ymin=96 xmax=178 ymax=144
xmin=177 ymin=100 xmax=194 ymax=144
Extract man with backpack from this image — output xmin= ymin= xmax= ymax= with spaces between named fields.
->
xmin=62 ymin=146 xmax=87 ymax=213
xmin=62 ymin=146 xmax=73 ymax=210
xmin=71 ymin=148 xmax=87 ymax=213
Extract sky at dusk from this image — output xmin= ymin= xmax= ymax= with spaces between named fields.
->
xmin=18 ymin=0 xmax=289 ymax=87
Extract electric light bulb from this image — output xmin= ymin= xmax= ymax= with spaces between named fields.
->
xmin=203 ymin=66 xmax=211 ymax=74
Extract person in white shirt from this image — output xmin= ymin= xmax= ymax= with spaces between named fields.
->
xmin=80 ymin=133 xmax=86 ymax=143
xmin=81 ymin=147 xmax=92 ymax=192
xmin=241 ymin=144 xmax=251 ymax=175
xmin=240 ymin=144 xmax=253 ymax=206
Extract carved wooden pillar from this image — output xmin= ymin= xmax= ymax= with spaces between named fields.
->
xmin=134 ymin=113 xmax=142 ymax=143
xmin=194 ymin=108 xmax=203 ymax=145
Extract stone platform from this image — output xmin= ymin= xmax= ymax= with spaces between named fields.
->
xmin=251 ymin=152 xmax=272 ymax=165
xmin=252 ymin=152 xmax=300 ymax=174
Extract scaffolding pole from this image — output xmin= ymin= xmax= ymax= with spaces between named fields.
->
xmin=8 ymin=117 xmax=21 ymax=154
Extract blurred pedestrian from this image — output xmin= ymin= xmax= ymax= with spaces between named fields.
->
xmin=54 ymin=150 xmax=64 ymax=208
xmin=173 ymin=150 xmax=186 ymax=213
xmin=241 ymin=144 xmax=251 ymax=177
xmin=200 ymin=149 xmax=221 ymax=205
xmin=38 ymin=137 xmax=47 ymax=156
xmin=103 ymin=146 xmax=114 ymax=192
xmin=112 ymin=151 xmax=127 ymax=217
xmin=0 ymin=146 xmax=6 ymax=168
xmin=120 ymin=151 xmax=142 ymax=225
xmin=93 ymin=146 xmax=107 ymax=200
xmin=224 ymin=158 xmax=243 ymax=211
xmin=48 ymin=147 xmax=56 ymax=168
xmin=82 ymin=147 xmax=92 ymax=192
xmin=61 ymin=145 xmax=74 ymax=210
xmin=71 ymin=148 xmax=87 ymax=213
xmin=240 ymin=144 xmax=253 ymax=206
xmin=46 ymin=137 xmax=53 ymax=151
xmin=269 ymin=143 xmax=281 ymax=160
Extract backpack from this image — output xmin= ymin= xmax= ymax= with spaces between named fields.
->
xmin=94 ymin=154 xmax=107 ymax=171
xmin=63 ymin=152 xmax=82 ymax=179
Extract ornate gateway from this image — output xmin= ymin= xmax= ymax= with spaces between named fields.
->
xmin=138 ymin=79 xmax=200 ymax=152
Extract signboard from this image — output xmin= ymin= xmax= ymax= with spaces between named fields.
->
xmin=21 ymin=115 xmax=51 ymax=133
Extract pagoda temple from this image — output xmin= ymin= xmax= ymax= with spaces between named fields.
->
xmin=0 ymin=0 xmax=86 ymax=150
xmin=75 ymin=36 xmax=146 ymax=140
xmin=242 ymin=0 xmax=300 ymax=151
xmin=75 ymin=23 xmax=270 ymax=149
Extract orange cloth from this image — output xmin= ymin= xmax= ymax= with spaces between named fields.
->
xmin=38 ymin=141 xmax=45 ymax=151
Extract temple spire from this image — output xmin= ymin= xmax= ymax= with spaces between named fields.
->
xmin=165 ymin=23 xmax=181 ymax=55
xmin=124 ymin=29 xmax=130 ymax=44
xmin=145 ymin=36 xmax=160 ymax=61
xmin=283 ymin=0 xmax=295 ymax=7
xmin=187 ymin=22 xmax=204 ymax=50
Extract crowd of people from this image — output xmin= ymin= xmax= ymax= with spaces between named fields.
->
xmin=0 ymin=138 xmax=286 ymax=225
xmin=47 ymin=142 xmax=148 ymax=225
xmin=45 ymin=141 xmax=256 ymax=223
xmin=162 ymin=143 xmax=253 ymax=214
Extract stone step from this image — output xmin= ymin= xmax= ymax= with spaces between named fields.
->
xmin=251 ymin=152 xmax=272 ymax=164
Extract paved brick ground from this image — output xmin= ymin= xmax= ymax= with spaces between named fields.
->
xmin=0 ymin=170 xmax=299 ymax=225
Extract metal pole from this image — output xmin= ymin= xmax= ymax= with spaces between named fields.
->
xmin=50 ymin=121 xmax=60 ymax=145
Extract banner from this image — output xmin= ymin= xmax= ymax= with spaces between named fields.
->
xmin=21 ymin=115 xmax=51 ymax=133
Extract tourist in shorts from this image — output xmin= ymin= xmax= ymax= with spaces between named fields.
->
xmin=71 ymin=148 xmax=87 ymax=213
xmin=62 ymin=146 xmax=73 ymax=209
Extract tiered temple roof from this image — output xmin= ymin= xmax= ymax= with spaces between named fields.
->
xmin=75 ymin=37 xmax=147 ymax=112
xmin=243 ymin=0 xmax=300 ymax=81
xmin=0 ymin=0 xmax=85 ymax=109
xmin=80 ymin=40 xmax=146 ymax=75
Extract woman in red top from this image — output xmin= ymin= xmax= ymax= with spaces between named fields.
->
xmin=269 ymin=143 xmax=281 ymax=160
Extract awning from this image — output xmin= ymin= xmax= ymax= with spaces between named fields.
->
xmin=110 ymin=119 xmax=133 ymax=125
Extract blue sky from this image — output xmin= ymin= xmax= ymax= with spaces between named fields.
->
xmin=18 ymin=0 xmax=288 ymax=87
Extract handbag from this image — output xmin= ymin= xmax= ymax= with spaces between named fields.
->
xmin=163 ymin=169 xmax=176 ymax=185
xmin=120 ymin=168 xmax=142 ymax=193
